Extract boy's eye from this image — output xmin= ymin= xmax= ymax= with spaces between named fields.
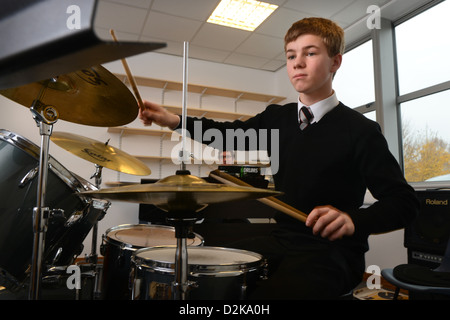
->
xmin=287 ymin=55 xmax=295 ymax=60
xmin=307 ymin=52 xmax=316 ymax=56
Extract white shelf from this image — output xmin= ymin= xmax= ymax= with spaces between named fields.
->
xmin=108 ymin=75 xmax=283 ymax=170
xmin=114 ymin=73 xmax=286 ymax=104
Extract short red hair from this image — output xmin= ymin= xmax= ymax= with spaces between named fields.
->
xmin=284 ymin=17 xmax=345 ymax=57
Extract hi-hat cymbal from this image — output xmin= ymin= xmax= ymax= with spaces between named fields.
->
xmin=80 ymin=172 xmax=282 ymax=212
xmin=0 ymin=65 xmax=138 ymax=127
xmin=51 ymin=131 xmax=151 ymax=176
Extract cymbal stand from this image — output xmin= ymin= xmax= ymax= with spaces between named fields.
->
xmin=86 ymin=139 xmax=111 ymax=299
xmin=87 ymin=139 xmax=110 ymax=263
xmin=179 ymin=41 xmax=189 ymax=171
xmin=28 ymin=79 xmax=59 ymax=300
xmin=170 ymin=41 xmax=194 ymax=300
xmin=88 ymin=163 xmax=103 ymax=299
xmin=88 ymin=164 xmax=103 ymax=264
xmin=87 ymin=140 xmax=111 ymax=261
xmin=167 ymin=211 xmax=199 ymax=300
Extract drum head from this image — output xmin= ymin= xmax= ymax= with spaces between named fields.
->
xmin=105 ymin=224 xmax=203 ymax=249
xmin=134 ymin=246 xmax=262 ymax=276
xmin=140 ymin=246 xmax=260 ymax=265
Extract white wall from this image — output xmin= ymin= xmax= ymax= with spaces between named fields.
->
xmin=368 ymin=230 xmax=407 ymax=270
xmin=0 ymin=51 xmax=407 ymax=271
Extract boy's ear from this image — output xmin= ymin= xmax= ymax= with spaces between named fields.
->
xmin=331 ymin=53 xmax=342 ymax=73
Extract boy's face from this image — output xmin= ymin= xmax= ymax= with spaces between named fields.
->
xmin=285 ymin=34 xmax=342 ymax=103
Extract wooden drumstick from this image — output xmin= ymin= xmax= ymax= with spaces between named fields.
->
xmin=110 ymin=29 xmax=144 ymax=111
xmin=209 ymin=169 xmax=307 ymax=223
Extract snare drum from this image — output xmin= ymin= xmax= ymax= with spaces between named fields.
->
xmin=100 ymin=224 xmax=203 ymax=299
xmin=131 ymin=246 xmax=264 ymax=300
xmin=0 ymin=129 xmax=108 ymax=289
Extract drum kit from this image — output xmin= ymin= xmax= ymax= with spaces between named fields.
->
xmin=0 ymin=39 xmax=283 ymax=300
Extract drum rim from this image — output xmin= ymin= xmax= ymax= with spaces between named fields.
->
xmin=0 ymin=129 xmax=97 ymax=193
xmin=103 ymin=223 xmax=204 ymax=249
xmin=132 ymin=246 xmax=263 ymax=276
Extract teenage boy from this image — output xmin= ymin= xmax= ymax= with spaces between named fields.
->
xmin=139 ymin=17 xmax=419 ymax=299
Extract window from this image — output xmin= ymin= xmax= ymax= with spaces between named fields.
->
xmin=363 ymin=111 xmax=376 ymax=122
xmin=333 ymin=40 xmax=375 ymax=110
xmin=396 ymin=0 xmax=450 ymax=182
xmin=401 ymin=90 xmax=450 ymax=182
xmin=396 ymin=0 xmax=450 ymax=95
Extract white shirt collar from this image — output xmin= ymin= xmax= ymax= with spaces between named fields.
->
xmin=297 ymin=91 xmax=339 ymax=124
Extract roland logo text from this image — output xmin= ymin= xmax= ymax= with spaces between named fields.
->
xmin=425 ymin=198 xmax=448 ymax=205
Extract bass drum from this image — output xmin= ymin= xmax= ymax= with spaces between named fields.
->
xmin=131 ymin=246 xmax=264 ymax=300
xmin=100 ymin=224 xmax=204 ymax=300
xmin=0 ymin=129 xmax=109 ymax=290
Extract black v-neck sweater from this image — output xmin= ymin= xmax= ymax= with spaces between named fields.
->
xmin=181 ymin=102 xmax=419 ymax=253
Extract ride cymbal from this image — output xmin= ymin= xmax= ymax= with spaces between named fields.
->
xmin=0 ymin=65 xmax=138 ymax=127
xmin=80 ymin=172 xmax=281 ymax=212
xmin=51 ymin=131 xmax=151 ymax=176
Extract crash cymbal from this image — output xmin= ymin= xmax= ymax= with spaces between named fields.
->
xmin=0 ymin=65 xmax=138 ymax=127
xmin=80 ymin=172 xmax=282 ymax=212
xmin=51 ymin=131 xmax=151 ymax=176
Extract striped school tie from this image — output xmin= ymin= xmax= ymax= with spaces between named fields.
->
xmin=299 ymin=106 xmax=314 ymax=130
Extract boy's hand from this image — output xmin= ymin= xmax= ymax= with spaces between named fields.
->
xmin=139 ymin=100 xmax=180 ymax=129
xmin=305 ymin=205 xmax=355 ymax=241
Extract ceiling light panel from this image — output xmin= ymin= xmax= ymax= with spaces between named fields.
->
xmin=207 ymin=0 xmax=278 ymax=31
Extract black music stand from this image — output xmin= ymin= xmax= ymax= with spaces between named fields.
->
xmin=0 ymin=0 xmax=166 ymax=89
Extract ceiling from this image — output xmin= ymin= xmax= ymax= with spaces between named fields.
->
xmin=94 ymin=0 xmax=435 ymax=72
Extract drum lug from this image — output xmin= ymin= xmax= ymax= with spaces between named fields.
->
xmin=50 ymin=247 xmax=63 ymax=265
xmin=240 ymin=282 xmax=248 ymax=299
xmin=100 ymin=241 xmax=106 ymax=256
xmin=93 ymin=200 xmax=110 ymax=222
xmin=118 ymin=244 xmax=127 ymax=267
xmin=172 ymin=280 xmax=198 ymax=298
xmin=19 ymin=166 xmax=38 ymax=188
xmin=50 ymin=208 xmax=65 ymax=219
xmin=64 ymin=210 xmax=83 ymax=227
xmin=260 ymin=258 xmax=269 ymax=280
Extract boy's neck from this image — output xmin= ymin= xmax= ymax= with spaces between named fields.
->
xmin=299 ymin=88 xmax=334 ymax=106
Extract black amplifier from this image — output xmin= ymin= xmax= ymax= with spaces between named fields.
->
xmin=405 ymin=190 xmax=450 ymax=268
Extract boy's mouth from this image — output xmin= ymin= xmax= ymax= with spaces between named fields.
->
xmin=293 ymin=73 xmax=307 ymax=79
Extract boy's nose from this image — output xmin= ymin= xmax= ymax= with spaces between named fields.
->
xmin=294 ymin=56 xmax=305 ymax=69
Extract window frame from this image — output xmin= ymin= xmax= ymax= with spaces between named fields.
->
xmin=347 ymin=0 xmax=450 ymax=181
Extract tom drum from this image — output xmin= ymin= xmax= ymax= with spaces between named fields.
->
xmin=100 ymin=224 xmax=203 ymax=299
xmin=0 ymin=129 xmax=109 ymax=290
xmin=131 ymin=246 xmax=264 ymax=300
